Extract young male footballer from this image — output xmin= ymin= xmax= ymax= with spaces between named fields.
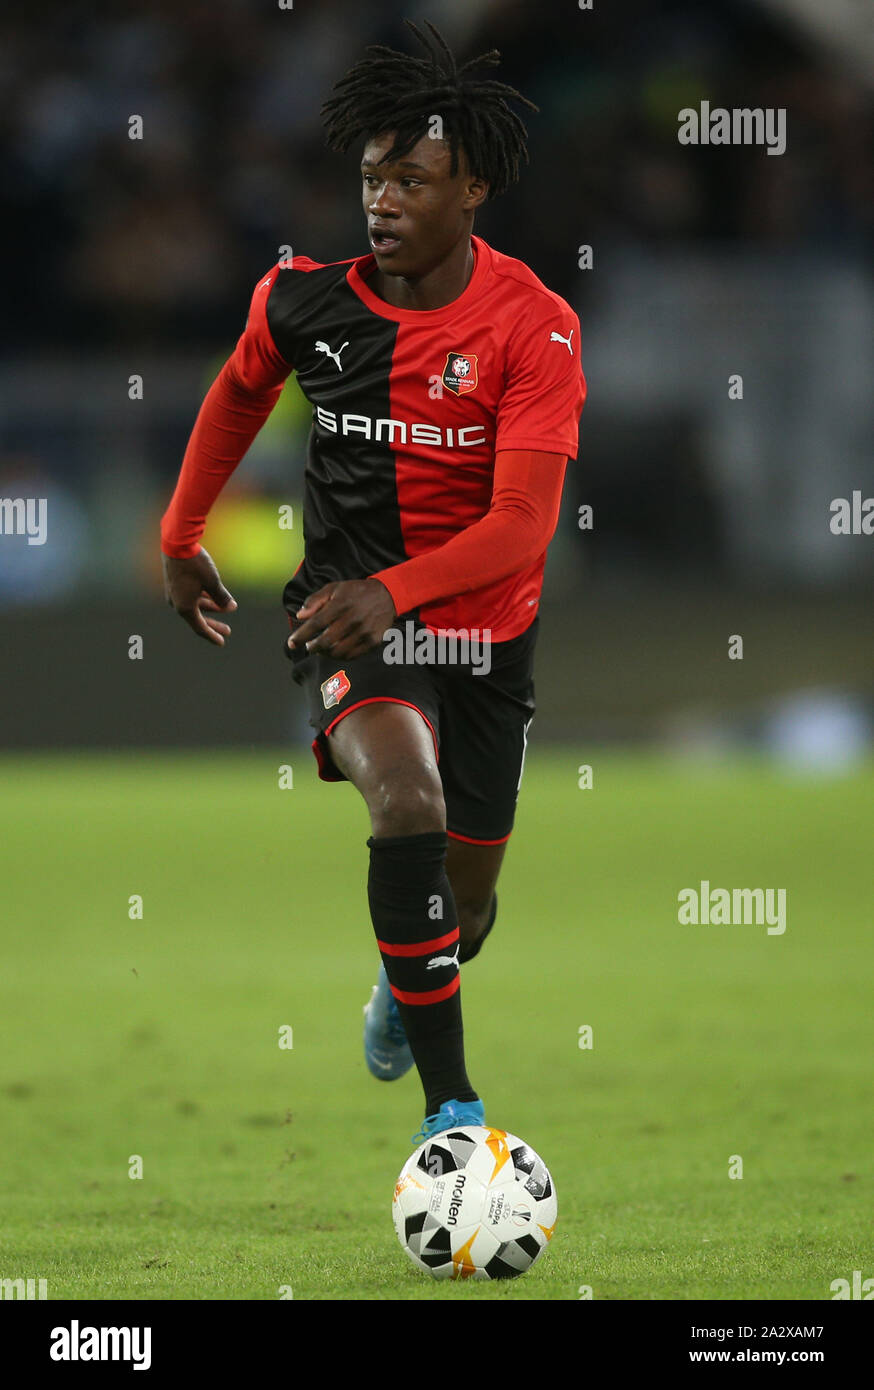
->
xmin=161 ymin=22 xmax=586 ymax=1143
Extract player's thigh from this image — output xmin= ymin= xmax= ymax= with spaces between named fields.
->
xmin=439 ymin=620 xmax=538 ymax=845
xmin=329 ymin=701 xmax=446 ymax=836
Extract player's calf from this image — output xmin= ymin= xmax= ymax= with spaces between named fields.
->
xmin=367 ymin=829 xmax=478 ymax=1114
xmin=445 ymin=836 xmax=506 ymax=964
xmin=457 ymin=891 xmax=498 ymax=964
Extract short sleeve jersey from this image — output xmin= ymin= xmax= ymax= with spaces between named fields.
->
xmin=238 ymin=235 xmax=586 ymax=642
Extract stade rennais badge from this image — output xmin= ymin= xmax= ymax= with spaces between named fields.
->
xmin=442 ymin=351 xmax=479 ymax=396
xmin=321 ymin=670 xmax=351 ymax=709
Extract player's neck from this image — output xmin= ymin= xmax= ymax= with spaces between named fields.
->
xmin=369 ymin=238 xmax=476 ymax=312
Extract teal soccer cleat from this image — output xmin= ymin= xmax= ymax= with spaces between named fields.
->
xmin=363 ymin=964 xmax=414 ymax=1080
xmin=411 ymin=1098 xmax=486 ymax=1145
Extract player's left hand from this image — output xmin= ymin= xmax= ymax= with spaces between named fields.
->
xmin=287 ymin=578 xmax=397 ymax=660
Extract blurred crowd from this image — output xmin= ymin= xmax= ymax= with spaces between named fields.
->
xmin=3 ymin=0 xmax=872 ymax=356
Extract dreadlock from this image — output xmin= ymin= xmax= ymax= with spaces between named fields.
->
xmin=321 ymin=19 xmax=538 ymax=200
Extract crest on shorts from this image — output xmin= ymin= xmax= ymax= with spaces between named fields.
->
xmin=442 ymin=351 xmax=479 ymax=396
xmin=321 ymin=669 xmax=350 ymax=710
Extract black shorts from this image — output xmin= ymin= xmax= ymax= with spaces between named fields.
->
xmin=285 ymin=617 xmax=538 ymax=845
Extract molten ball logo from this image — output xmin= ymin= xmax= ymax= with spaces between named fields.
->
xmin=447 ymin=1173 xmax=467 ymax=1226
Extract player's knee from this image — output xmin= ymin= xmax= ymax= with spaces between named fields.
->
xmin=368 ymin=772 xmax=445 ymax=839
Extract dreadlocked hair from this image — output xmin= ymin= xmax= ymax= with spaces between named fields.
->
xmin=321 ymin=19 xmax=538 ymax=200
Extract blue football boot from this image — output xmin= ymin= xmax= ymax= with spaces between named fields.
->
xmin=411 ymin=1098 xmax=486 ymax=1145
xmin=363 ymin=964 xmax=414 ymax=1080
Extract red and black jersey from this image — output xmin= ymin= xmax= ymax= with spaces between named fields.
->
xmin=239 ymin=236 xmax=585 ymax=640
xmin=165 ymin=235 xmax=586 ymax=642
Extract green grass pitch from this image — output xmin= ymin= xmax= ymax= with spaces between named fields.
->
xmin=1 ymin=749 xmax=871 ymax=1300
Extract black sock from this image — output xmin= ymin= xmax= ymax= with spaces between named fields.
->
xmin=458 ymin=892 xmax=498 ymax=965
xmin=367 ymin=831 xmax=478 ymax=1115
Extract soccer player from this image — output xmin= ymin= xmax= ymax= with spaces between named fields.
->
xmin=161 ymin=21 xmax=586 ymax=1143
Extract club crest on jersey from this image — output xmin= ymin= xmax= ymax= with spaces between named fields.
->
xmin=320 ymin=669 xmax=351 ymax=709
xmin=442 ymin=352 xmax=479 ymax=396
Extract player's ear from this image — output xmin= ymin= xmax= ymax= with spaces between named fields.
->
xmin=463 ymin=176 xmax=489 ymax=211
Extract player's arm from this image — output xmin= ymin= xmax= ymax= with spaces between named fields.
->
xmin=287 ymin=448 xmax=567 ymax=658
xmin=162 ymin=267 xmax=292 ymax=645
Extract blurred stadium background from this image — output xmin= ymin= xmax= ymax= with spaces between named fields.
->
xmin=1 ymin=0 xmax=872 ymax=758
xmin=2 ymin=0 xmax=873 ymax=1305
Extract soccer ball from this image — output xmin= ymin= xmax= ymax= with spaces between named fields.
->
xmin=392 ymin=1125 xmax=557 ymax=1280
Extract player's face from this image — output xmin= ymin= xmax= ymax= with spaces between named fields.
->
xmin=361 ymin=131 xmax=487 ymax=277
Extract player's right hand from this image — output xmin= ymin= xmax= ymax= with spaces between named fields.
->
xmin=162 ymin=547 xmax=238 ymax=647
